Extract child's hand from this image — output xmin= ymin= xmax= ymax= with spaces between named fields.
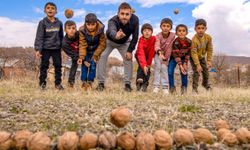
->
xmin=77 ymin=59 xmax=82 ymax=65
xmin=183 ymin=63 xmax=188 ymax=71
xmin=143 ymin=66 xmax=148 ymax=75
xmin=35 ymin=51 xmax=42 ymax=59
xmin=196 ymin=64 xmax=203 ymax=73
xmin=84 ymin=61 xmax=90 ymax=67
xmin=125 ymin=52 xmax=132 ymax=61
xmin=180 ymin=65 xmax=187 ymax=75
xmin=207 ymin=61 xmax=212 ymax=70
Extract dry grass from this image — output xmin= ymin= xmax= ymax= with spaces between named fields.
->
xmin=0 ymin=78 xmax=249 ymax=142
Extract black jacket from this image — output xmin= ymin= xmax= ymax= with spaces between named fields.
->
xmin=106 ymin=14 xmax=139 ymax=53
xmin=34 ymin=17 xmax=63 ymax=52
xmin=62 ymin=31 xmax=79 ymax=60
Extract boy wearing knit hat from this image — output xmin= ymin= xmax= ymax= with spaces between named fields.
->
xmin=153 ymin=18 xmax=175 ymax=95
xmin=78 ymin=13 xmax=106 ymax=90
xmin=135 ymin=23 xmax=156 ymax=92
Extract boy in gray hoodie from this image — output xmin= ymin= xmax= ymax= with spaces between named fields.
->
xmin=34 ymin=2 xmax=64 ymax=90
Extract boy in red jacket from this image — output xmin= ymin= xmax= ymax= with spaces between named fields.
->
xmin=135 ymin=23 xmax=156 ymax=92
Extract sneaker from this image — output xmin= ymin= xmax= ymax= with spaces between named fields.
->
xmin=181 ymin=86 xmax=187 ymax=95
xmin=68 ymin=82 xmax=74 ymax=88
xmin=86 ymin=81 xmax=93 ymax=91
xmin=40 ymin=84 xmax=46 ymax=90
xmin=96 ymin=83 xmax=105 ymax=91
xmin=205 ymin=86 xmax=212 ymax=91
xmin=124 ymin=83 xmax=132 ymax=92
xmin=192 ymin=88 xmax=198 ymax=94
xmin=162 ymin=89 xmax=169 ymax=95
xmin=153 ymin=87 xmax=160 ymax=93
xmin=169 ymin=86 xmax=176 ymax=94
xmin=141 ymin=84 xmax=148 ymax=92
xmin=55 ymin=84 xmax=64 ymax=90
xmin=137 ymin=78 xmax=143 ymax=83
xmin=136 ymin=83 xmax=142 ymax=91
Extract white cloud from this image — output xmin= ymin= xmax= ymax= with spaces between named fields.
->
xmin=84 ymin=0 xmax=126 ymax=5
xmin=73 ymin=9 xmax=86 ymax=18
xmin=192 ymin=0 xmax=250 ymax=56
xmin=0 ymin=17 xmax=37 ymax=47
xmin=136 ymin=0 xmax=204 ymax=7
xmin=34 ymin=7 xmax=43 ymax=14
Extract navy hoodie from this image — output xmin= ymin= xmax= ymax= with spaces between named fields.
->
xmin=62 ymin=31 xmax=79 ymax=60
xmin=34 ymin=17 xmax=63 ymax=52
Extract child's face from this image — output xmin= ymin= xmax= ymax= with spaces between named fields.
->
xmin=161 ymin=23 xmax=172 ymax=34
xmin=176 ymin=26 xmax=187 ymax=39
xmin=45 ymin=4 xmax=56 ymax=17
xmin=142 ymin=29 xmax=152 ymax=39
xmin=195 ymin=24 xmax=207 ymax=37
xmin=65 ymin=25 xmax=77 ymax=38
xmin=86 ymin=22 xmax=97 ymax=32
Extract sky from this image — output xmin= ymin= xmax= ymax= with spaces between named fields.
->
xmin=0 ymin=0 xmax=250 ymax=58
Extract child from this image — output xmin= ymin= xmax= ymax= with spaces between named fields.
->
xmin=154 ymin=18 xmax=175 ymax=95
xmin=190 ymin=19 xmax=213 ymax=93
xmin=78 ymin=13 xmax=106 ymax=90
xmin=168 ymin=24 xmax=191 ymax=95
xmin=62 ymin=20 xmax=79 ymax=87
xmin=135 ymin=23 xmax=156 ymax=92
xmin=34 ymin=2 xmax=64 ymax=90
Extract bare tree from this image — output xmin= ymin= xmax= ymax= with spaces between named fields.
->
xmin=213 ymin=53 xmax=228 ymax=84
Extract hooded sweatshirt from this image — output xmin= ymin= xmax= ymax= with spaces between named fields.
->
xmin=34 ymin=17 xmax=63 ymax=52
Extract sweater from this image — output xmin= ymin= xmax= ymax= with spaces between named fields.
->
xmin=34 ymin=17 xmax=63 ymax=52
xmin=62 ymin=31 xmax=79 ymax=60
xmin=191 ymin=33 xmax=213 ymax=66
xmin=172 ymin=37 xmax=192 ymax=65
xmin=154 ymin=32 xmax=175 ymax=62
xmin=106 ymin=14 xmax=139 ymax=53
xmin=135 ymin=36 xmax=156 ymax=69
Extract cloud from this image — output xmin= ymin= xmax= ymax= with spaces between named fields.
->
xmin=73 ymin=9 xmax=86 ymax=18
xmin=34 ymin=7 xmax=43 ymax=14
xmin=0 ymin=17 xmax=37 ymax=47
xmin=192 ymin=0 xmax=250 ymax=56
xmin=83 ymin=0 xmax=125 ymax=5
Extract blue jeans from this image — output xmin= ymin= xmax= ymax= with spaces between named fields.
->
xmin=81 ymin=53 xmax=96 ymax=82
xmin=168 ymin=58 xmax=188 ymax=88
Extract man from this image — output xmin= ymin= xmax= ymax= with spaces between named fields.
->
xmin=96 ymin=2 xmax=139 ymax=92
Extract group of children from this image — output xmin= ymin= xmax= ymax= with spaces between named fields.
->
xmin=35 ymin=2 xmax=213 ymax=94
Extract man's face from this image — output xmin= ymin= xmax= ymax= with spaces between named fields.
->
xmin=65 ymin=25 xmax=76 ymax=38
xmin=86 ymin=22 xmax=97 ymax=32
xmin=142 ymin=29 xmax=152 ymax=39
xmin=176 ymin=26 xmax=187 ymax=39
xmin=161 ymin=23 xmax=172 ymax=34
xmin=118 ymin=8 xmax=132 ymax=25
xmin=195 ymin=24 xmax=207 ymax=37
xmin=45 ymin=4 xmax=56 ymax=17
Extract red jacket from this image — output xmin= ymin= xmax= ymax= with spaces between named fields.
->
xmin=135 ymin=36 xmax=156 ymax=68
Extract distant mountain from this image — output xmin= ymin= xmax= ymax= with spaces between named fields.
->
xmin=214 ymin=55 xmax=250 ymax=66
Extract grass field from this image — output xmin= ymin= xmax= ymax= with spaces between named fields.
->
xmin=0 ymin=78 xmax=249 ymax=148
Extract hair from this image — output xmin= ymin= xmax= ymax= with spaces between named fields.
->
xmin=64 ymin=20 xmax=76 ymax=29
xmin=44 ymin=2 xmax=57 ymax=10
xmin=118 ymin=2 xmax=131 ymax=12
xmin=195 ymin=19 xmax=207 ymax=27
xmin=175 ymin=24 xmax=188 ymax=33
xmin=141 ymin=23 xmax=153 ymax=34
xmin=160 ymin=18 xmax=173 ymax=29
xmin=85 ymin=13 xmax=98 ymax=23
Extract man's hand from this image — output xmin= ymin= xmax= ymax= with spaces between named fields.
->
xmin=143 ymin=66 xmax=148 ymax=75
xmin=125 ymin=52 xmax=132 ymax=61
xmin=35 ymin=51 xmax=42 ymax=59
xmin=180 ymin=65 xmax=187 ymax=75
xmin=77 ymin=59 xmax=82 ymax=65
xmin=196 ymin=64 xmax=203 ymax=74
xmin=115 ymin=29 xmax=126 ymax=40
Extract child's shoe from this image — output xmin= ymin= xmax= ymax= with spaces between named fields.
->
xmin=162 ymin=88 xmax=169 ymax=95
xmin=153 ymin=87 xmax=160 ymax=93
xmin=181 ymin=86 xmax=187 ymax=95
xmin=169 ymin=86 xmax=176 ymax=95
xmin=55 ymin=84 xmax=64 ymax=90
